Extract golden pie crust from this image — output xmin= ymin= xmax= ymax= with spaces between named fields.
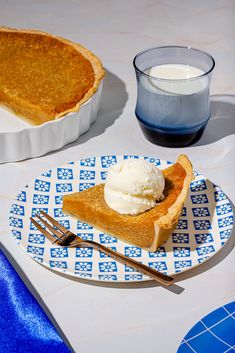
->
xmin=0 ymin=27 xmax=105 ymax=125
xmin=62 ymin=155 xmax=194 ymax=252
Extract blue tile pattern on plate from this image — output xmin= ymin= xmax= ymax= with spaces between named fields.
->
xmin=76 ymin=247 xmax=93 ymax=258
xmin=49 ymin=261 xmax=67 ymax=269
xmin=75 ymin=262 xmax=92 ymax=272
xmin=33 ymin=194 xmax=49 ymax=205
xmin=195 ymin=233 xmax=213 ymax=244
xmin=16 ymin=191 xmax=27 ymax=202
xmin=41 ymin=170 xmax=52 ymax=177
xmin=11 ymin=230 xmax=21 ymax=241
xmin=124 ymin=155 xmax=139 ymax=160
xmin=192 ymin=207 xmax=210 ymax=217
xmin=125 ymin=274 xmax=143 ymax=281
xmin=191 ymin=194 xmax=208 ymax=204
xmin=100 ymin=171 xmax=108 ymax=180
xmin=172 ymin=233 xmax=189 ymax=244
xmin=214 ymin=190 xmax=226 ymax=202
xmin=31 ymin=207 xmax=48 ymax=217
xmin=53 ymin=208 xmax=65 ymax=218
xmin=125 ymin=264 xmax=135 ymax=272
xmin=148 ymin=247 xmax=166 ymax=257
xmin=196 ymin=245 xmax=215 ymax=256
xmin=9 ymin=155 xmax=234 ymax=282
xmin=176 ymin=220 xmax=188 ymax=230
xmin=50 ymin=248 xmax=68 ymax=258
xmin=177 ymin=302 xmax=235 ymax=353
xmin=80 ymin=170 xmax=95 ymax=180
xmin=99 ymin=261 xmax=117 ymax=272
xmin=99 ymin=247 xmax=117 ymax=258
xmin=28 ymin=234 xmax=45 ymax=244
xmin=9 ymin=216 xmax=23 ymax=228
xmin=27 ymin=246 xmax=44 ymax=256
xmin=56 ymin=183 xmax=72 ymax=193
xmin=101 ymin=155 xmax=117 ymax=168
xmin=34 ymin=179 xmax=50 ymax=192
xmin=10 ymin=204 xmax=25 ymax=216
xmin=55 ymin=195 xmax=63 ymax=204
xmin=144 ymin=156 xmax=161 ymax=165
xmin=124 ymin=246 xmax=142 ymax=257
xmin=99 ymin=274 xmax=117 ymax=281
xmin=198 ymin=256 xmax=210 ymax=264
xmin=193 ymin=220 xmax=211 ymax=230
xmin=216 ymin=203 xmax=232 ymax=216
xmin=99 ymin=234 xmax=117 ymax=244
xmin=57 ymin=168 xmax=73 ymax=180
xmin=220 ymin=229 xmax=232 ymax=241
xmin=80 ymin=157 xmax=96 ymax=167
xmin=78 ymin=233 xmax=94 ymax=241
xmin=79 ymin=182 xmax=95 ymax=191
xmin=148 ymin=261 xmax=167 ymax=271
xmin=218 ymin=216 xmax=233 ymax=228
xmin=190 ymin=180 xmax=207 ymax=192
xmin=173 ymin=247 xmax=191 ymax=257
xmin=77 ymin=221 xmax=92 ymax=230
xmin=75 ymin=272 xmax=92 ymax=278
xmin=174 ymin=260 xmax=192 ymax=269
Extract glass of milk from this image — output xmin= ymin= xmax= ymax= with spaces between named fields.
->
xmin=133 ymin=46 xmax=215 ymax=147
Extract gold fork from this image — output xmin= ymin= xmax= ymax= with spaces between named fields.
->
xmin=30 ymin=211 xmax=174 ymax=286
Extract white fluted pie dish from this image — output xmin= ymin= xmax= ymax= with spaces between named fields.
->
xmin=0 ymin=81 xmax=102 ymax=163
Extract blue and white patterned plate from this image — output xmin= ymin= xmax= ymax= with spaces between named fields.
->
xmin=177 ymin=301 xmax=235 ymax=353
xmin=9 ymin=155 xmax=234 ymax=282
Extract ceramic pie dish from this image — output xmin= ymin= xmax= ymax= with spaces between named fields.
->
xmin=0 ymin=27 xmax=104 ymax=163
xmin=0 ymin=82 xmax=102 ymax=163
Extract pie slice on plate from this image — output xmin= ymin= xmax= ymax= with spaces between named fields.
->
xmin=63 ymin=155 xmax=193 ymax=252
xmin=0 ymin=27 xmax=105 ymax=125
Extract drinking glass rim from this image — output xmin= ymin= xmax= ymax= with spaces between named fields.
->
xmin=133 ymin=45 xmax=215 ymax=82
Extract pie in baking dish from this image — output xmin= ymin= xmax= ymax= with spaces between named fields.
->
xmin=0 ymin=27 xmax=105 ymax=125
xmin=62 ymin=155 xmax=193 ymax=252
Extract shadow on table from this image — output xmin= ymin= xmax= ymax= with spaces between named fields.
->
xmin=55 ymin=68 xmax=128 ymax=151
xmin=194 ymin=94 xmax=235 ymax=146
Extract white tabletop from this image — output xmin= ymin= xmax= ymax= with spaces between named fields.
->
xmin=1 ymin=1 xmax=235 ymax=352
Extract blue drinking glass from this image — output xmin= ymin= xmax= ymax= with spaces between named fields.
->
xmin=133 ymin=46 xmax=215 ymax=147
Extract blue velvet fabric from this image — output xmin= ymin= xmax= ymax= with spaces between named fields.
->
xmin=0 ymin=250 xmax=71 ymax=352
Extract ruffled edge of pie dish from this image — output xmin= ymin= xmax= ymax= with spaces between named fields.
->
xmin=0 ymin=81 xmax=103 ymax=163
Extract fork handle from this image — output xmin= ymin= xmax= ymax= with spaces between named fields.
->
xmin=82 ymin=240 xmax=174 ymax=286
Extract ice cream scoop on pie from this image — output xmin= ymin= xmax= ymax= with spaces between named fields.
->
xmin=62 ymin=154 xmax=193 ymax=252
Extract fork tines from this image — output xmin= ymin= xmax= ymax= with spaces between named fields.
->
xmin=30 ymin=211 xmax=76 ymax=245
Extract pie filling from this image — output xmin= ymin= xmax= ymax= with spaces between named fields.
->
xmin=0 ymin=29 xmax=104 ymax=124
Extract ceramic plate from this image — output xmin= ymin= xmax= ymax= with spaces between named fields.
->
xmin=9 ymin=155 xmax=234 ymax=282
xmin=177 ymin=301 xmax=235 ymax=353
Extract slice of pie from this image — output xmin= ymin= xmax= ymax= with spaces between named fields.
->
xmin=0 ymin=27 xmax=105 ymax=125
xmin=63 ymin=155 xmax=193 ymax=252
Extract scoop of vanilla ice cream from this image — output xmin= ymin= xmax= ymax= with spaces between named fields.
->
xmin=104 ymin=159 xmax=165 ymax=215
